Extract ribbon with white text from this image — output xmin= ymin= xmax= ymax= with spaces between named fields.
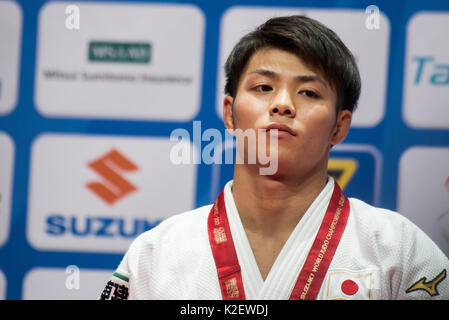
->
xmin=207 ymin=180 xmax=350 ymax=300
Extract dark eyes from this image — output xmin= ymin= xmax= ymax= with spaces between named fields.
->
xmin=300 ymin=90 xmax=319 ymax=99
xmin=254 ymin=85 xmax=273 ymax=92
xmin=252 ymin=86 xmax=319 ymax=99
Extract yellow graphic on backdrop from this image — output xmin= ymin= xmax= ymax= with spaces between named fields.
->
xmin=327 ymin=158 xmax=358 ymax=190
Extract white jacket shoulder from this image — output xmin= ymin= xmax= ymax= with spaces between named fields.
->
xmin=347 ymin=197 xmax=449 ymax=299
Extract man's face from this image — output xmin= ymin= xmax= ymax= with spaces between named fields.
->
xmin=223 ymin=47 xmax=351 ymax=178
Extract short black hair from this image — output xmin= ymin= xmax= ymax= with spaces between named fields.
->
xmin=224 ymin=15 xmax=361 ymax=113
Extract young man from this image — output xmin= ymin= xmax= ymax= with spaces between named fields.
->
xmin=100 ymin=15 xmax=448 ymax=300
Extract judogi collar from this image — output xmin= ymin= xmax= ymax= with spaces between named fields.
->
xmin=207 ymin=177 xmax=350 ymax=300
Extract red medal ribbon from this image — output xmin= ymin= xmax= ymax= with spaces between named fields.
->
xmin=207 ymin=180 xmax=350 ymax=300
xmin=207 ymin=188 xmax=246 ymax=299
xmin=289 ymin=181 xmax=350 ymax=300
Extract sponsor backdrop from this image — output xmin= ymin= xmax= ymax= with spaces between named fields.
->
xmin=0 ymin=0 xmax=448 ymax=299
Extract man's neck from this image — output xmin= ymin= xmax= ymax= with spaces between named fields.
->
xmin=232 ymin=165 xmax=328 ymax=237
xmin=231 ymin=165 xmax=329 ymax=280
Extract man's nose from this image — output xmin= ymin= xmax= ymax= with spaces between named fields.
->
xmin=269 ymin=90 xmax=296 ymax=118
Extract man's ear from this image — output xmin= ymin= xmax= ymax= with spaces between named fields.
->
xmin=330 ymin=110 xmax=352 ymax=146
xmin=223 ymin=96 xmax=235 ymax=133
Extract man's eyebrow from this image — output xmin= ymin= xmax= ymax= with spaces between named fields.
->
xmin=249 ymin=69 xmax=328 ymax=87
xmin=249 ymin=69 xmax=278 ymax=78
xmin=295 ymin=74 xmax=328 ymax=87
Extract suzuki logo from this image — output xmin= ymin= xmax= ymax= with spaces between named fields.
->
xmin=87 ymin=149 xmax=138 ymax=205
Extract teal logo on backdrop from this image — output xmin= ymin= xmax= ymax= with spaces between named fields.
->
xmin=413 ymin=56 xmax=449 ymax=85
xmin=88 ymin=41 xmax=151 ymax=63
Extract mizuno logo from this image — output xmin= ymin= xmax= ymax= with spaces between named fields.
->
xmin=406 ymin=269 xmax=446 ymax=297
xmin=87 ymin=149 xmax=138 ymax=205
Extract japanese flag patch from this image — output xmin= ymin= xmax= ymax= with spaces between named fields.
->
xmin=324 ymin=268 xmax=379 ymax=300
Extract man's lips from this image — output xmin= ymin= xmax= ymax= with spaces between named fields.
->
xmin=264 ymin=123 xmax=297 ymax=136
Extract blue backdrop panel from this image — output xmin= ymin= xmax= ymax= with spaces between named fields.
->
xmin=0 ymin=0 xmax=448 ymax=299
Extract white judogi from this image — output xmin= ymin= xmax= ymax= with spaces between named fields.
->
xmin=100 ymin=178 xmax=449 ymax=300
